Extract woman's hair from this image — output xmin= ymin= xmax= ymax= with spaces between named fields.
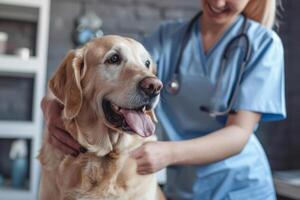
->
xmin=243 ymin=0 xmax=281 ymax=29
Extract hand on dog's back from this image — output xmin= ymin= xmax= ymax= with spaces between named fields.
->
xmin=41 ymin=97 xmax=86 ymax=156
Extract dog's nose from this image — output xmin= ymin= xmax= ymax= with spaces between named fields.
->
xmin=139 ymin=77 xmax=163 ymax=97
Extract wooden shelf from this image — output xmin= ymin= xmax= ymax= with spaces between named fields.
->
xmin=0 ymin=179 xmax=31 ymax=200
xmin=0 ymin=188 xmax=33 ymax=200
xmin=0 ymin=0 xmax=42 ymax=7
xmin=0 ymin=121 xmax=37 ymax=138
xmin=0 ymin=55 xmax=39 ymax=74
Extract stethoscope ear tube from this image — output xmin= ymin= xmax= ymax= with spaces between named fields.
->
xmin=242 ymin=33 xmax=251 ymax=62
xmin=165 ymin=12 xmax=202 ymax=95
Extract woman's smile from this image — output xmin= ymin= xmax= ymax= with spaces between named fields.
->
xmin=208 ymin=2 xmax=229 ymax=15
xmin=203 ymin=1 xmax=232 ymax=23
xmin=201 ymin=0 xmax=250 ymax=26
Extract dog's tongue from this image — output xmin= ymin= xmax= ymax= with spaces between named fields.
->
xmin=119 ymin=108 xmax=155 ymax=137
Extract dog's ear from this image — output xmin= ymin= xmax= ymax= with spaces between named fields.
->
xmin=49 ymin=48 xmax=87 ymax=119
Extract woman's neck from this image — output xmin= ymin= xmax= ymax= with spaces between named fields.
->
xmin=200 ymin=14 xmax=237 ymax=53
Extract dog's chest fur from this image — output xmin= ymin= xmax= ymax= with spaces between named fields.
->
xmin=61 ymin=152 xmax=155 ymax=200
xmin=40 ymin=132 xmax=157 ymax=200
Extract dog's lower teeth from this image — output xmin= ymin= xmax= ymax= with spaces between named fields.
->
xmin=112 ymin=104 xmax=119 ymax=112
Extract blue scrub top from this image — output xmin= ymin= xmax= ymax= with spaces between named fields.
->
xmin=142 ymin=15 xmax=286 ymax=200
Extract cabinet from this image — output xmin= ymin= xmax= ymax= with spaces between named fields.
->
xmin=0 ymin=0 xmax=50 ymax=199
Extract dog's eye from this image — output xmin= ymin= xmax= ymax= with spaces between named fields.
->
xmin=106 ymin=54 xmax=121 ymax=65
xmin=145 ymin=60 xmax=150 ymax=68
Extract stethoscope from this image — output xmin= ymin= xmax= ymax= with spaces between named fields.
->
xmin=166 ymin=12 xmax=251 ymax=117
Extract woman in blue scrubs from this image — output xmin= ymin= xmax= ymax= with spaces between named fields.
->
xmin=42 ymin=0 xmax=286 ymax=199
xmin=131 ymin=0 xmax=286 ymax=199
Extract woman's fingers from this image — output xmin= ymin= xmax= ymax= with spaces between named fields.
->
xmin=42 ymin=98 xmax=88 ymax=155
xmin=130 ymin=146 xmax=145 ymax=159
xmin=47 ymin=105 xmax=65 ymax=130
xmin=135 ymin=156 xmax=149 ymax=166
xmin=137 ymin=165 xmax=153 ymax=174
xmin=134 ymin=154 xmax=155 ymax=174
xmin=131 ymin=142 xmax=171 ymax=175
xmin=42 ymin=98 xmax=62 ymax=125
xmin=48 ymin=133 xmax=79 ymax=156
xmin=50 ymin=125 xmax=81 ymax=150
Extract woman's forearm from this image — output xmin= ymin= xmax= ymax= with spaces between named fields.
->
xmin=168 ymin=125 xmax=252 ymax=166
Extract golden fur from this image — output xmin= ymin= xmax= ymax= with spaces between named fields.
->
xmin=38 ymin=36 xmax=165 ymax=200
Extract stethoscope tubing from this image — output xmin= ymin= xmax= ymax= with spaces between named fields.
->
xmin=166 ymin=12 xmax=202 ymax=94
xmin=166 ymin=11 xmax=251 ymax=117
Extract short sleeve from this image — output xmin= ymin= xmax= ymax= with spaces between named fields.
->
xmin=232 ymin=31 xmax=286 ymax=121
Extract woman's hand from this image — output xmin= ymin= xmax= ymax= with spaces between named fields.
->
xmin=130 ymin=141 xmax=173 ymax=175
xmin=41 ymin=97 xmax=86 ymax=156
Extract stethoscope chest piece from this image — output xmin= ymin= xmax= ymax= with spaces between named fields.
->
xmin=166 ymin=75 xmax=180 ymax=94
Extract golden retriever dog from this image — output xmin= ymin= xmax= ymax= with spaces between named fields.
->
xmin=38 ymin=35 xmax=165 ymax=200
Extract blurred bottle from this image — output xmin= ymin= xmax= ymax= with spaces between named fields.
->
xmin=9 ymin=139 xmax=28 ymax=188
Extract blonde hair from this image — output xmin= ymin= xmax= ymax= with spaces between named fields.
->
xmin=243 ymin=0 xmax=279 ymax=29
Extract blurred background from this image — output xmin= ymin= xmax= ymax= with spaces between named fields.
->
xmin=0 ymin=0 xmax=299 ymax=199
